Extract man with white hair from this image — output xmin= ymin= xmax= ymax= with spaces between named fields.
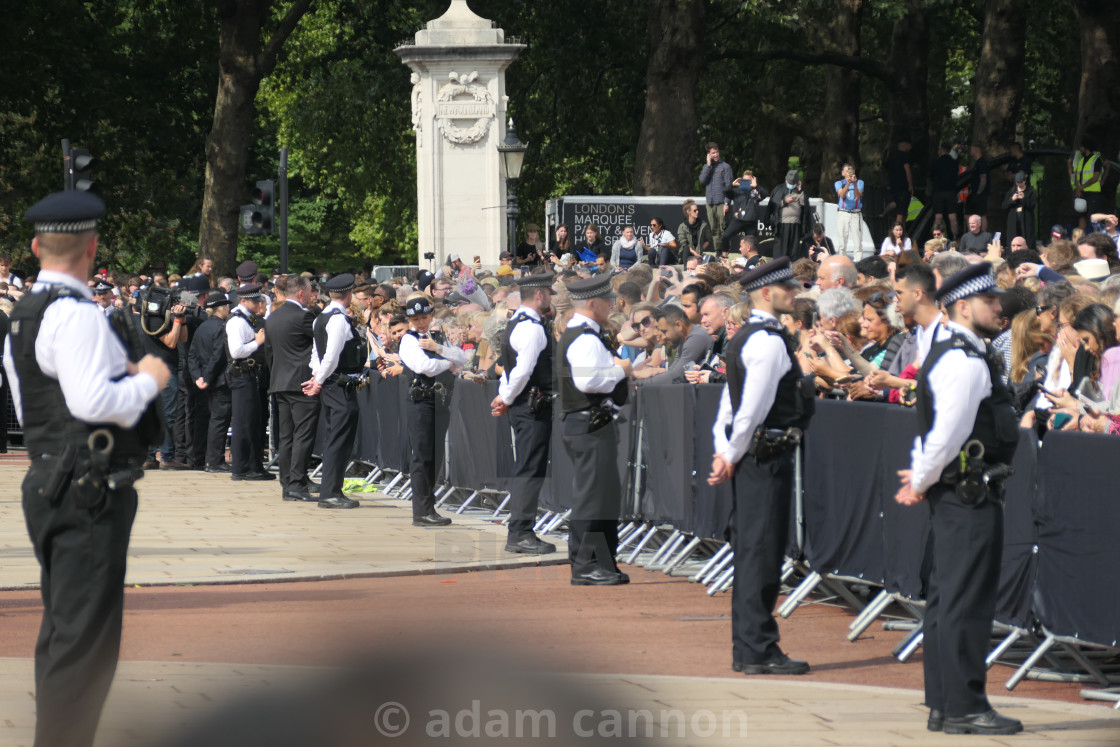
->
xmin=816 ymin=255 xmax=858 ymax=292
xmin=816 ymin=288 xmax=860 ymax=331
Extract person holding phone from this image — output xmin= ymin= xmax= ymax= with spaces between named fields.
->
xmin=1002 ymin=172 xmax=1037 ymax=249
xmin=895 ymin=262 xmax=1022 ymax=736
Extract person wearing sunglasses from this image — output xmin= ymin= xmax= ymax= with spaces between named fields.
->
xmin=616 ymin=302 xmax=662 ymax=369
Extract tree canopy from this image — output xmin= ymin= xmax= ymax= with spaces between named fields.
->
xmin=0 ymin=0 xmax=1114 ymax=275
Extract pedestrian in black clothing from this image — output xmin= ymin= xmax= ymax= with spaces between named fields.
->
xmin=189 ymin=293 xmax=233 ymax=471
xmin=225 ymin=284 xmax=273 ymax=481
xmin=1002 ymin=172 xmax=1037 ymax=249
xmin=266 ymin=274 xmax=321 ymax=502
xmin=929 ymin=143 xmax=961 ymax=239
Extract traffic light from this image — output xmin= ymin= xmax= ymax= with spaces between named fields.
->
xmin=239 ymin=180 xmax=275 ymax=235
xmin=65 ymin=147 xmax=98 ymax=191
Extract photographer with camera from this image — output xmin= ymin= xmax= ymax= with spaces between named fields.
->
xmin=134 ymin=281 xmax=190 ymax=469
xmin=834 ymin=163 xmax=864 ymax=259
xmin=226 ymin=283 xmax=272 ymax=481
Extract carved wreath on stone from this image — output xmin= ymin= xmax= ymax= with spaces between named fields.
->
xmin=436 ymin=71 xmax=494 ymax=145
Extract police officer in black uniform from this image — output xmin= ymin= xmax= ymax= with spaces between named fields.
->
xmin=557 ymin=274 xmax=632 ymax=585
xmin=398 ymin=295 xmax=469 ymax=526
xmin=303 ymin=273 xmax=366 ymax=509
xmin=225 ymin=283 xmax=273 ymax=480
xmin=5 ymin=191 xmax=171 ymax=747
xmin=708 ymin=256 xmax=813 ymax=675
xmin=490 ymin=272 xmax=557 ymax=555
xmin=896 ymin=262 xmax=1023 ymax=736
xmin=189 ymin=292 xmax=233 ymax=472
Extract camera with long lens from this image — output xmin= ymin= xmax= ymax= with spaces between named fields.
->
xmin=137 ymin=284 xmax=176 ymax=336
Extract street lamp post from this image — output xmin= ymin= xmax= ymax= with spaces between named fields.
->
xmin=497 ymin=119 xmax=527 ymax=257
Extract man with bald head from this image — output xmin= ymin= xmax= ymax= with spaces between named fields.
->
xmin=816 ymin=255 xmax=857 ymax=291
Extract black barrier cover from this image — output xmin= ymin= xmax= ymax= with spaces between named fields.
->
xmin=994 ymin=429 xmax=1040 ymax=629
xmin=802 ymin=400 xmax=888 ymax=584
xmin=688 ymin=385 xmax=733 ymax=539
xmin=634 ymin=386 xmax=692 ymax=525
xmin=355 ymin=382 xmax=380 ymax=464
xmin=537 ymin=407 xmax=572 ymax=514
xmin=878 ymin=407 xmax=929 ymax=600
xmin=447 ymin=380 xmax=513 ymax=491
xmin=1034 ymin=431 xmax=1120 ymax=647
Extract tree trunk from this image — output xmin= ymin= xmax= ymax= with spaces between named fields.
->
xmin=818 ymin=0 xmax=862 ymax=197
xmin=1071 ymin=0 xmax=1120 ymax=172
xmin=887 ymin=0 xmax=930 ymax=185
xmin=633 ymin=0 xmax=705 ymax=195
xmin=198 ymin=0 xmax=313 ymax=276
xmin=970 ymin=0 xmax=1027 ymax=153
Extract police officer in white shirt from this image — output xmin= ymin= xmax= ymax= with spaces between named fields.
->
xmin=303 ymin=273 xmax=365 ymax=509
xmin=490 ymin=272 xmax=557 ymax=555
xmin=557 ymin=274 xmax=632 ymax=585
xmin=5 ymin=191 xmax=171 ymax=747
xmin=896 ymin=263 xmax=1022 ymax=736
xmin=708 ymin=256 xmax=813 ymax=676
xmin=226 ymin=283 xmax=272 ymax=480
xmin=399 ymin=295 xmax=469 ymax=526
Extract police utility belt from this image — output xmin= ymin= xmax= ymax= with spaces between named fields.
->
xmin=940 ymin=439 xmax=1014 ymax=506
xmin=521 ymin=386 xmax=556 ymax=415
xmin=747 ymin=426 xmax=802 ymax=462
xmin=326 ymin=370 xmax=371 ymax=392
xmin=409 ymin=377 xmax=448 ymax=403
xmin=228 ymin=357 xmax=260 ymax=377
xmin=35 ymin=430 xmax=145 ymax=510
xmin=564 ymin=397 xmax=621 ymax=432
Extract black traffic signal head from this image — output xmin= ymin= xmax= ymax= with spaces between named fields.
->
xmin=67 ymin=147 xmax=98 ymax=192
xmin=239 ymin=179 xmax=275 ymax=235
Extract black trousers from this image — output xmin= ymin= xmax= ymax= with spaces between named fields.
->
xmin=507 ymin=401 xmax=552 ymax=539
xmin=174 ymin=374 xmax=208 ymax=467
xmin=923 ymin=483 xmax=1003 ymax=718
xmin=773 ymin=223 xmax=805 ymax=260
xmin=205 ymin=382 xmax=231 ymax=467
xmin=274 ymin=390 xmax=320 ymax=493
xmin=229 ymin=372 xmax=264 ymax=474
xmin=730 ymin=451 xmax=794 ymax=666
xmin=722 ymin=217 xmax=758 ymax=246
xmin=318 ymin=383 xmax=359 ymax=499
xmin=407 ymin=396 xmax=449 ymax=518
xmin=561 ymin=413 xmax=621 ymax=576
xmin=22 ymin=460 xmax=137 ymax=747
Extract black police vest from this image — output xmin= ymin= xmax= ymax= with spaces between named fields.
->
xmin=498 ymin=312 xmax=553 ymax=403
xmin=226 ymin=309 xmax=267 ymax=366
xmin=724 ymin=320 xmax=811 ymax=429
xmin=557 ymin=325 xmax=628 ymax=413
xmin=9 ymin=286 xmax=150 ymax=463
xmin=916 ymin=332 xmax=1020 ymax=477
xmin=402 ymin=329 xmax=454 ymax=385
xmin=312 ymin=308 xmax=366 ymax=376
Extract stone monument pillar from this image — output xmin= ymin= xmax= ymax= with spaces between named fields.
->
xmin=396 ymin=1 xmax=524 ymax=269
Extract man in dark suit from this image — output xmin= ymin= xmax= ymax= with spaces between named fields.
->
xmin=189 ymin=292 xmax=233 ymax=471
xmin=266 ymin=274 xmax=321 ymax=502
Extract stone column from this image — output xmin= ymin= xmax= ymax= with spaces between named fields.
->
xmin=396 ymin=0 xmax=524 ymax=269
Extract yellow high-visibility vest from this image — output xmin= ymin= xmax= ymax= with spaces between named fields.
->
xmin=1071 ymin=151 xmax=1102 ymax=192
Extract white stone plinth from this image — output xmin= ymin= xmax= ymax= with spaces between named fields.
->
xmin=396 ymin=0 xmax=524 ymax=269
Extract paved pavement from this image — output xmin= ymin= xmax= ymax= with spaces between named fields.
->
xmin=0 ymin=465 xmax=566 ymax=589
xmin=0 ymin=659 xmax=1117 ymax=746
xmin=1 ymin=464 xmax=1118 ymax=745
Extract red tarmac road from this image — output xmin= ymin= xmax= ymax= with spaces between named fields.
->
xmin=0 ymin=564 xmax=1092 ymax=706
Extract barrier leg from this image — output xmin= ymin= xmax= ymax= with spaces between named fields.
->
xmin=617 ymin=523 xmax=651 ymax=554
xmin=777 ymin=571 xmax=822 ymax=619
xmin=848 ymin=590 xmax=893 ymax=642
xmin=400 ymin=485 xmax=413 ymax=502
xmin=820 ymin=577 xmax=867 ymax=613
xmin=1006 ymin=634 xmax=1056 ymax=691
xmin=662 ymin=536 xmax=702 ymax=574
xmin=691 ymin=544 xmax=732 ymax=583
xmin=647 ymin=532 xmax=684 ymax=571
xmin=986 ymin=628 xmax=1023 ymax=669
xmin=698 ymin=548 xmax=735 ymax=586
xmin=543 ymin=509 xmax=570 ymax=534
xmin=491 ymin=494 xmax=511 ymax=518
xmin=707 ymin=564 xmax=735 ymax=596
xmin=895 ymin=627 xmax=925 ymax=662
xmin=624 ymin=526 xmax=661 ymax=565
xmin=454 ymin=490 xmax=481 ymax=514
xmin=533 ymin=512 xmax=554 ymax=533
xmin=382 ymin=472 xmax=404 ymax=495
xmin=793 ymin=443 xmax=805 ymax=556
xmin=617 ymin=522 xmax=640 ymax=543
xmin=363 ymin=466 xmax=383 ymax=485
